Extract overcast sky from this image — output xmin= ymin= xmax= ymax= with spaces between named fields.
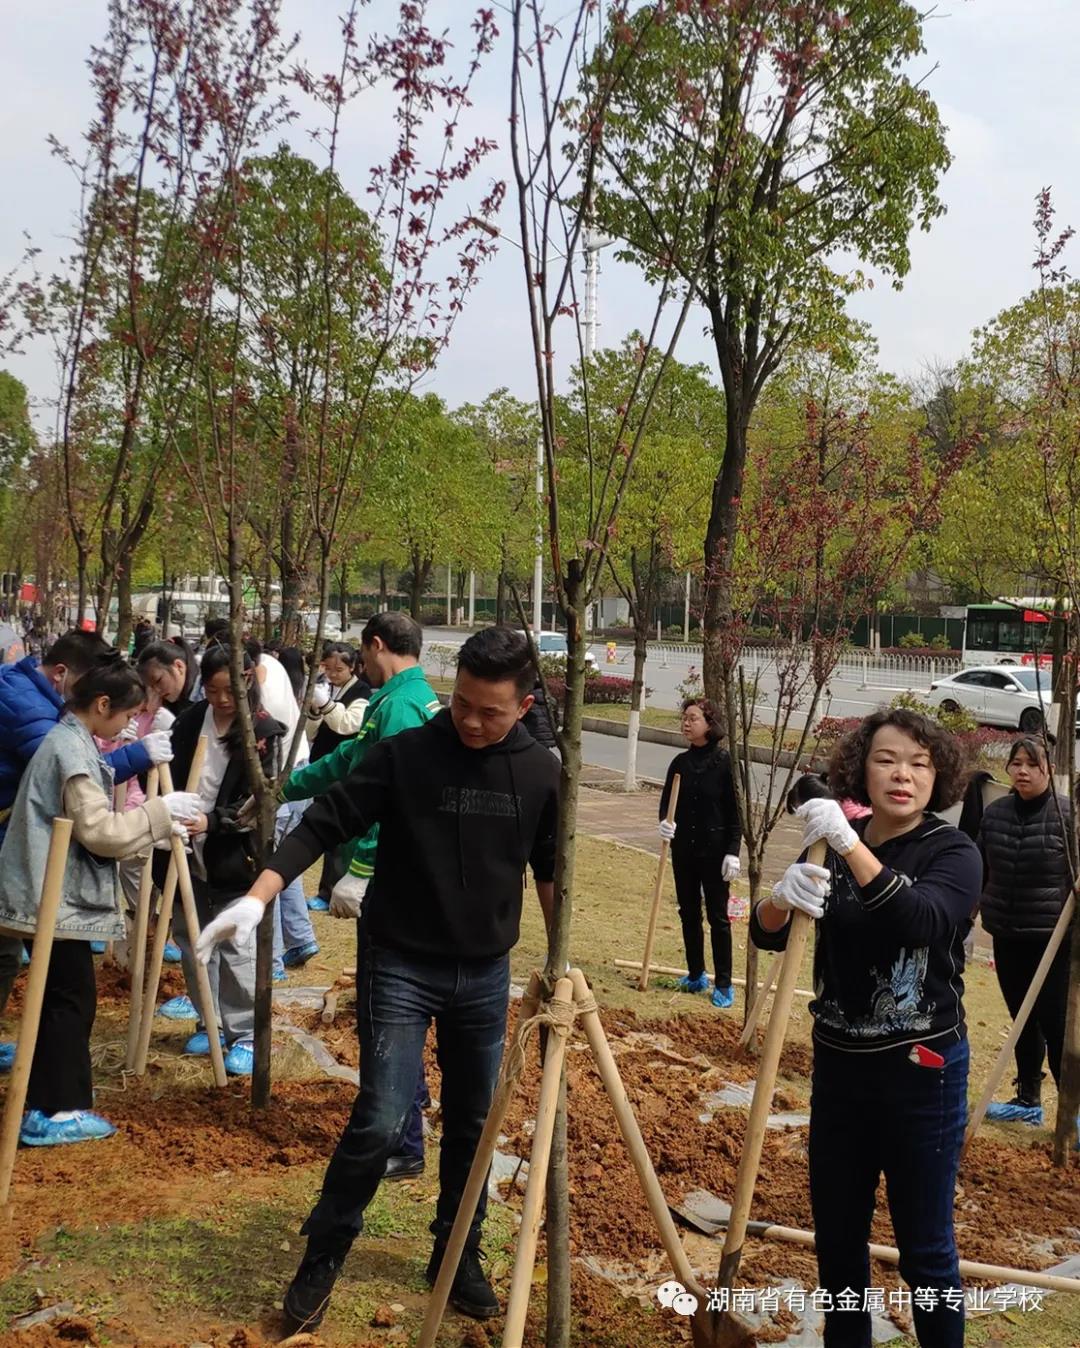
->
xmin=3 ymin=0 xmax=1078 ymax=424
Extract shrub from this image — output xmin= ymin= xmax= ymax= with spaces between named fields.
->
xmin=663 ymin=625 xmax=685 ymax=640
xmin=890 ymin=689 xmax=977 ymax=736
xmin=898 ymin=630 xmax=926 ymax=648
xmin=929 ymin=633 xmax=951 ymax=651
xmin=880 ymin=645 xmax=961 ymax=658
xmin=676 ymin=666 xmax=704 ymax=703
xmin=428 ymin=643 xmax=459 ymax=680
xmin=814 ymin=715 xmax=862 ymax=745
xmin=584 ymin=674 xmax=634 ymax=704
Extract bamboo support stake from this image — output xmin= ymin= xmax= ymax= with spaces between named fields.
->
xmin=125 ymin=767 xmax=159 ymax=1070
xmin=502 ymin=977 xmax=575 ymax=1348
xmin=739 ymin=953 xmax=783 ymax=1048
xmin=134 ymin=862 xmax=178 ymax=1075
xmin=711 ymin=1218 xmax=1080 ymax=1295
xmin=965 ymin=891 xmax=1076 ymax=1147
xmin=417 ymin=972 xmax=543 ymax=1348
xmin=133 ymin=738 xmax=209 ymax=1078
xmin=716 ymin=841 xmax=824 ymax=1291
xmin=569 ymin=968 xmax=703 ymax=1296
xmin=0 ymin=818 xmax=73 ymax=1212
xmin=639 ymin=775 xmax=680 ymax=991
xmin=158 ymin=754 xmax=227 ymax=1088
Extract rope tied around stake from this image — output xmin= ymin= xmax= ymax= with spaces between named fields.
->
xmin=497 ymin=982 xmax=577 ymax=1093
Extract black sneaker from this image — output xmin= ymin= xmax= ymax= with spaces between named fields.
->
xmin=426 ymin=1241 xmax=499 ymax=1320
xmin=282 ymin=1242 xmax=348 ymax=1333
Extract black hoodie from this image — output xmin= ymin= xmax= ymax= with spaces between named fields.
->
xmin=750 ymin=815 xmax=981 ymax=1054
xmin=270 ymin=708 xmax=560 ymax=960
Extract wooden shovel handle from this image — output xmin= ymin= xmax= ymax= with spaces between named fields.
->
xmin=639 ymin=774 xmax=680 ymax=991
xmin=717 ymin=838 xmax=824 ymax=1288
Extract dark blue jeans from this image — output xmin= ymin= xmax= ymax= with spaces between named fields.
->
xmin=354 ymin=927 xmax=428 ymax=1163
xmin=809 ymin=1037 xmax=969 ymax=1348
xmin=302 ymin=942 xmax=510 ymax=1251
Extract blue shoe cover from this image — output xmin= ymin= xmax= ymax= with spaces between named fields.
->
xmin=224 ymin=1040 xmax=254 ymax=1076
xmin=157 ymin=995 xmax=197 ymax=1020
xmin=20 ymin=1109 xmax=116 ymax=1146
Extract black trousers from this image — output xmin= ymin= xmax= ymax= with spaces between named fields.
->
xmin=671 ymin=850 xmax=731 ymax=986
xmin=26 ymin=938 xmax=96 ymax=1114
xmin=992 ymin=933 xmax=1070 ymax=1090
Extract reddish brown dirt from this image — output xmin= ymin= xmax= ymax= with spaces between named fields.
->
xmin=3 ymin=970 xmax=1076 ymax=1345
xmin=282 ymin=993 xmax=1080 ymax=1289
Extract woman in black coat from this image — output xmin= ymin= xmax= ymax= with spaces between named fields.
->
xmin=978 ymin=735 xmax=1074 ymax=1124
xmin=658 ymin=698 xmax=741 ymax=1007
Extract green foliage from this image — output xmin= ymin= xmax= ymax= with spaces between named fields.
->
xmin=898 ymin=630 xmax=926 ymax=648
xmin=890 ymin=688 xmax=977 ymax=736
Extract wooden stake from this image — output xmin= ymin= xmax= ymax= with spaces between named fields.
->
xmin=124 ymin=767 xmax=159 ymax=1071
xmin=158 ymin=753 xmax=227 ymax=1088
xmin=133 ymin=861 xmax=178 ymax=1075
xmin=417 ymin=972 xmax=543 ymax=1348
xmin=133 ymin=739 xmax=216 ymax=1080
xmin=739 ymin=953 xmax=783 ymax=1048
xmin=716 ymin=840 xmax=823 ymax=1291
xmin=569 ymin=968 xmax=703 ymax=1296
xmin=705 ymin=1217 xmax=1080 ymax=1295
xmin=639 ymin=774 xmax=680 ymax=991
xmin=965 ymin=891 xmax=1076 ymax=1147
xmin=502 ymin=977 xmax=575 ymax=1348
xmin=0 ymin=818 xmax=73 ymax=1212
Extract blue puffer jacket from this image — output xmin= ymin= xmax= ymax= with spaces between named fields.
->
xmin=0 ymin=656 xmax=151 ymax=838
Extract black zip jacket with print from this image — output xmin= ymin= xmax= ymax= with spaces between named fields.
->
xmin=749 ymin=815 xmax=982 ymax=1053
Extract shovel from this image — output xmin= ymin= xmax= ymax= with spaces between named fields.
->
xmin=691 ymin=774 xmax=826 ymax=1348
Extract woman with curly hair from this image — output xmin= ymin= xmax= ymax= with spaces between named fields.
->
xmin=750 ymin=708 xmax=980 ymax=1348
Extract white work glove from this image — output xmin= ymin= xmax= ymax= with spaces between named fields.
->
xmin=170 ymin=821 xmax=188 ymax=838
xmin=771 ymin=862 xmax=830 ymax=920
xmin=141 ymin=730 xmax=174 ymax=764
xmin=658 ymin=819 xmax=677 ymax=843
xmin=721 ymin=854 xmax=741 ymax=882
xmin=150 ymin=706 xmax=175 ymax=733
xmin=162 ymin=791 xmax=202 ymax=820
xmin=309 ymin=682 xmax=332 ymax=712
xmin=195 ymin=896 xmax=264 ymax=964
xmin=796 ymin=798 xmax=858 ymax=856
xmin=329 ymin=872 xmax=368 ymax=919
xmin=118 ymin=718 xmax=139 ymax=743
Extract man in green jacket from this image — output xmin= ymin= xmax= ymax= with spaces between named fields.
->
xmin=281 ymin=609 xmax=440 ymax=1179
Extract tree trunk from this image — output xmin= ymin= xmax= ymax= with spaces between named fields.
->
xmin=409 ymin=549 xmax=424 ymax=619
xmin=339 ymin=559 xmax=349 ymax=635
xmin=743 ymin=860 xmax=763 ymax=1032
xmin=624 ymin=629 xmax=649 ymax=792
xmin=379 ymin=560 xmax=389 ymax=613
xmin=261 ymin=547 xmax=274 ymax=642
xmin=702 ymin=397 xmax=750 ymax=715
xmin=115 ymin=557 xmax=134 ymax=653
xmin=1053 ymin=912 xmax=1080 ymax=1165
xmin=75 ymin=547 xmax=90 ymax=628
xmin=543 ymin=560 xmax=585 ymax=1348
xmin=545 ymin=1057 xmax=571 ymax=1348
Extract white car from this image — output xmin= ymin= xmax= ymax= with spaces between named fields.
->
xmin=521 ymin=630 xmax=597 ymax=670
xmin=926 ymin=665 xmax=1059 ymax=732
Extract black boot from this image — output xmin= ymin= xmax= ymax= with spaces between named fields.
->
xmin=425 ymin=1239 xmax=499 ymax=1319
xmin=986 ymin=1075 xmax=1044 ymax=1125
xmin=282 ymin=1236 xmax=351 ymax=1333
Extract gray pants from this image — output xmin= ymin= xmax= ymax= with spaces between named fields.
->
xmin=171 ymin=876 xmax=255 ymax=1046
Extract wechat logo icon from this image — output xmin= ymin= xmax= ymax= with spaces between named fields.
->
xmin=656 ymin=1279 xmax=699 ymax=1316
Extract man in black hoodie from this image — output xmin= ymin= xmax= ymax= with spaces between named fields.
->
xmin=196 ymin=627 xmax=559 ymax=1332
